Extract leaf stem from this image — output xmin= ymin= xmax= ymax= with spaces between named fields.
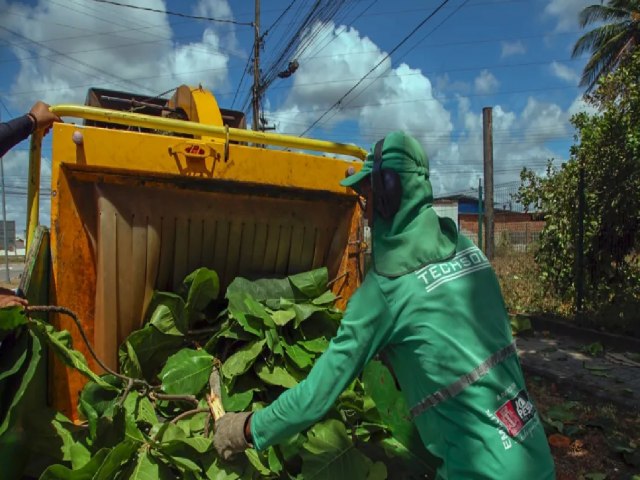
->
xmin=170 ymin=407 xmax=209 ymax=424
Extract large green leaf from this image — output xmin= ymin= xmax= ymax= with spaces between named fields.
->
xmin=119 ymin=324 xmax=184 ymax=381
xmin=123 ymin=391 xmax=158 ymax=427
xmin=93 ymin=440 xmax=139 ymax=480
xmin=159 ymin=348 xmax=214 ymax=395
xmin=226 ymin=276 xmax=295 ymax=303
xmin=51 ymin=412 xmax=91 ymax=469
xmin=182 ymin=268 xmax=220 ymax=322
xmin=78 ymin=375 xmax=121 ymax=438
xmin=269 ymin=308 xmax=296 ymax=327
xmin=0 ymin=307 xmax=27 ymax=332
xmin=0 ymin=329 xmax=41 ymax=437
xmin=283 ymin=343 xmax=313 ymax=370
xmin=28 ymin=319 xmax=115 ymax=390
xmin=312 ymin=290 xmax=337 ymax=306
xmin=226 ymin=293 xmax=265 ymax=338
xmin=362 ymin=360 xmax=436 ymax=473
xmin=288 ymin=268 xmax=329 ymax=299
xmin=300 ymin=419 xmax=370 ymax=480
xmin=128 ymin=449 xmax=175 ymax=480
xmin=222 ymin=340 xmax=266 ymax=379
xmin=254 ymin=361 xmax=298 ymax=388
xmin=0 ymin=328 xmax=29 ymax=383
xmin=201 ymin=451 xmax=248 ymax=479
xmin=148 ymin=292 xmax=187 ymax=336
xmin=39 ymin=448 xmax=110 ymax=480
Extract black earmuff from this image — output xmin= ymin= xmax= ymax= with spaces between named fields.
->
xmin=371 ymin=137 xmax=402 ymax=220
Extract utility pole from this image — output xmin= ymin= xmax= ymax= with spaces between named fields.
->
xmin=482 ymin=107 xmax=494 ymax=260
xmin=252 ymin=0 xmax=261 ymax=131
xmin=0 ymin=109 xmax=8 ymax=282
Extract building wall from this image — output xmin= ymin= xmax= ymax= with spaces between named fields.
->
xmin=459 ymin=213 xmax=545 ymax=250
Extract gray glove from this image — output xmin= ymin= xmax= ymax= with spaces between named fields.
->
xmin=214 ymin=412 xmax=252 ymax=460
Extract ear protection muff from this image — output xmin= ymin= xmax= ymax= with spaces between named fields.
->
xmin=371 ymin=137 xmax=402 ymax=220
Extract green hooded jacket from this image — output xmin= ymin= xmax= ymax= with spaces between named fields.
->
xmin=250 ymin=132 xmax=556 ymax=479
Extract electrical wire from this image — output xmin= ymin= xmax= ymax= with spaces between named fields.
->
xmin=86 ymin=0 xmax=254 ymax=26
xmin=298 ymin=0 xmax=453 ymax=137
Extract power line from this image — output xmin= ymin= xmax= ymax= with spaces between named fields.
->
xmin=298 ymin=0 xmax=453 ymax=136
xmin=86 ymin=0 xmax=254 ymax=26
xmin=0 ymin=25 xmax=155 ymax=94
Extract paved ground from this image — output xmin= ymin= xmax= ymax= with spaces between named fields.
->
xmin=517 ymin=327 xmax=640 ymax=411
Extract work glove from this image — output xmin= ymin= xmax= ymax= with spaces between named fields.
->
xmin=214 ymin=412 xmax=252 ymax=460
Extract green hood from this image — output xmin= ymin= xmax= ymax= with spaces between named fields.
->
xmin=342 ymin=131 xmax=458 ymax=277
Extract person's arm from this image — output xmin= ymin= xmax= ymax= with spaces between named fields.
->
xmin=0 ymin=115 xmax=34 ymax=157
xmin=214 ymin=274 xmax=395 ymax=459
xmin=0 ymin=101 xmax=61 ymax=157
xmin=249 ymin=274 xmax=393 ymax=450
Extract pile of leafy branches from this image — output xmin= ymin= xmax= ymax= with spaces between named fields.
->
xmin=1 ymin=267 xmax=436 ymax=479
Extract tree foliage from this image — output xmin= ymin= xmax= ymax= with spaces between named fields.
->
xmin=572 ymin=0 xmax=640 ymax=91
xmin=516 ymin=51 xmax=640 ymax=330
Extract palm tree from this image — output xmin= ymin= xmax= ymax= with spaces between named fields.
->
xmin=572 ymin=0 xmax=640 ymax=91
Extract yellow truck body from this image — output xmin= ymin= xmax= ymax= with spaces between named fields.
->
xmin=24 ymin=85 xmax=366 ymax=419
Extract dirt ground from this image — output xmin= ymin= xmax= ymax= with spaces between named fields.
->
xmin=527 ymin=374 xmax=640 ymax=480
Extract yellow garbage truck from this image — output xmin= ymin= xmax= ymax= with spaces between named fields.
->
xmin=21 ymin=85 xmax=367 ymax=419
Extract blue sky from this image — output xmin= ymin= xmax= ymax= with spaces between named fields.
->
xmin=0 ymin=0 xmax=595 ymax=233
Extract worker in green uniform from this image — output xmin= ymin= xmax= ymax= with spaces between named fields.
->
xmin=214 ymin=131 xmax=556 ymax=479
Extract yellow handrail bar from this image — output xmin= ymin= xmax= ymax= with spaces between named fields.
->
xmin=50 ymin=105 xmax=367 ymax=159
xmin=26 ymin=105 xmax=367 ymax=250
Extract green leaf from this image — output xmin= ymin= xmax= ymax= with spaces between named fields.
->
xmin=0 ymin=328 xmax=28 ymax=382
xmin=119 ymin=324 xmax=184 ymax=381
xmin=226 ymin=276 xmax=295 ymax=304
xmin=367 ymin=461 xmax=388 ymax=480
xmin=288 ymin=268 xmax=328 ymax=299
xmin=94 ymin=441 xmax=139 ymax=480
xmin=584 ymin=473 xmax=607 ymax=480
xmin=546 ymin=402 xmax=578 ymax=423
xmin=123 ymin=391 xmax=158 ymax=427
xmin=0 ymin=307 xmax=27 ymax=332
xmin=160 ymin=434 xmax=212 ymax=456
xmin=129 ymin=449 xmax=175 ymax=480
xmin=222 ymin=340 xmax=266 ymax=379
xmin=255 ymin=361 xmax=298 ymax=388
xmin=312 ymin=290 xmax=336 ymax=306
xmin=28 ymin=318 xmax=115 ymax=390
xmin=0 ymin=329 xmax=42 ymax=437
xmin=148 ymin=292 xmax=187 ymax=336
xmin=245 ymin=449 xmax=272 ymax=476
xmin=283 ymin=343 xmax=313 ymax=370
xmin=509 ymin=315 xmax=532 ymax=335
xmin=267 ymin=447 xmax=283 ymax=473
xmin=201 ymin=451 xmax=246 ymax=479
xmin=78 ymin=375 xmax=121 ymax=438
xmin=297 ymin=336 xmax=329 ymax=353
xmin=362 ymin=361 xmax=437 ymax=474
xmin=270 ymin=309 xmax=296 ymax=326
xmin=159 ymin=348 xmax=214 ymax=395
xmin=182 ymin=268 xmax=220 ymax=323
xmin=40 ymin=447 xmax=110 ymax=480
xmin=300 ymin=419 xmax=370 ymax=480
xmin=51 ymin=412 xmax=91 ymax=469
xmin=222 ymin=386 xmax=254 ymax=412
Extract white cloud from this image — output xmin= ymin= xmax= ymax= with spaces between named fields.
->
xmin=501 ymin=41 xmax=526 ymax=58
xmin=474 ymin=70 xmax=499 ymax=94
xmin=549 ymin=62 xmax=580 ymax=86
xmin=0 ymin=0 xmax=237 ymax=112
xmin=0 ymin=0 xmax=238 ymax=231
xmin=550 ymin=61 xmax=580 ymax=84
xmin=267 ymin=22 xmax=453 ymax=162
xmin=544 ymin=0 xmax=590 ymax=32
